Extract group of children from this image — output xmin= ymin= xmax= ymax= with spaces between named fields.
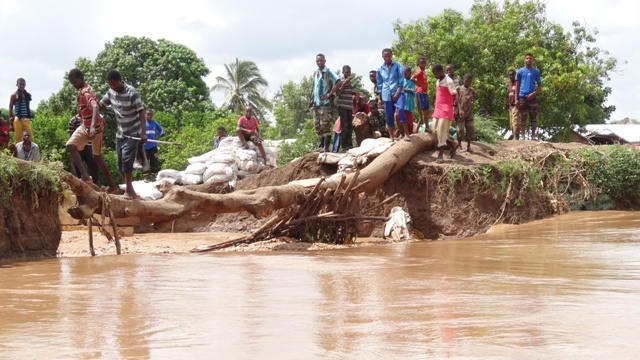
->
xmin=367 ymin=49 xmax=477 ymax=163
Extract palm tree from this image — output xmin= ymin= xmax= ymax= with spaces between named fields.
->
xmin=211 ymin=58 xmax=271 ymax=119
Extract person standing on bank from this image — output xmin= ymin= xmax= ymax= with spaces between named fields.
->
xmin=515 ymin=53 xmax=541 ymax=140
xmin=376 ymin=48 xmax=406 ymax=142
xmin=67 ymin=68 xmax=119 ymax=192
xmin=94 ymin=70 xmax=147 ymax=199
xmin=144 ymin=109 xmax=163 ymax=174
xmin=8 ymin=78 xmax=34 ymax=143
xmin=311 ymin=53 xmax=341 ymax=152
xmin=336 ymin=65 xmax=354 ymax=151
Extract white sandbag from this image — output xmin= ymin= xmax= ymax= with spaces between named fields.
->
xmin=264 ymin=146 xmax=276 ymax=157
xmin=367 ymin=142 xmax=394 ymax=157
xmin=118 ymin=180 xmax=163 ymax=201
xmin=154 ymin=178 xmax=176 ymax=186
xmin=246 ymin=141 xmax=258 ymax=151
xmin=181 ymin=173 xmax=203 ymax=185
xmin=360 ymin=138 xmax=380 ymax=150
xmin=375 ymin=137 xmax=393 ymax=145
xmin=266 ymin=155 xmax=277 ymax=168
xmin=237 ymin=159 xmax=257 ymax=172
xmin=346 ymin=146 xmax=370 ymax=157
xmin=235 ymin=148 xmax=257 ymax=162
xmin=185 ymin=163 xmax=207 ymax=175
xmin=338 ymin=155 xmax=368 ymax=167
xmin=212 ymin=146 xmax=237 ymax=155
xmin=317 ymin=152 xmax=346 ymax=164
xmin=204 ymin=173 xmax=234 ymax=184
xmin=188 ymin=150 xmax=217 ymax=164
xmin=219 ymin=136 xmax=244 ymax=149
xmin=203 ymin=163 xmax=236 ymax=183
xmin=208 ymin=153 xmax=237 ymax=164
xmin=156 ymin=169 xmax=182 ymax=182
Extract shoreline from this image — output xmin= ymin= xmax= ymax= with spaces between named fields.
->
xmin=57 ymin=230 xmax=393 ymax=257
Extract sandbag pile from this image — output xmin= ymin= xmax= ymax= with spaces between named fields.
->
xmin=317 ymin=137 xmax=394 ymax=173
xmin=156 ymin=136 xmax=277 ymax=187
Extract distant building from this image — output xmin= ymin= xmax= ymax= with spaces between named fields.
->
xmin=582 ymin=124 xmax=640 ymax=144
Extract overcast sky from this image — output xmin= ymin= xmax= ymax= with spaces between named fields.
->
xmin=0 ymin=0 xmax=637 ymax=121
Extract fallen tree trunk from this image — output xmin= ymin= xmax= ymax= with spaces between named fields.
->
xmin=67 ymin=133 xmax=437 ymax=224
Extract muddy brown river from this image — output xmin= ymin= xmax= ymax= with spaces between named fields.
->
xmin=1 ymin=211 xmax=639 ymax=359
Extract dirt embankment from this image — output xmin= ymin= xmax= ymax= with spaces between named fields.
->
xmin=69 ymin=140 xmax=576 ymax=257
xmin=0 ymin=182 xmax=61 ymax=259
xmin=54 ymin=140 xmax=595 ymax=257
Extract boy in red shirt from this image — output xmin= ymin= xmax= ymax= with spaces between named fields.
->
xmin=237 ymin=106 xmax=267 ymax=161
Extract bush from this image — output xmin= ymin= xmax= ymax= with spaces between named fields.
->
xmin=473 ymin=115 xmax=503 ymax=144
xmin=277 ymin=119 xmax=316 ymax=166
xmin=575 ymin=145 xmax=640 ymax=207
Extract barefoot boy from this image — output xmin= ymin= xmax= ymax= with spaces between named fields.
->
xmin=455 ymin=74 xmax=477 ymax=152
xmin=94 ymin=70 xmax=147 ymax=199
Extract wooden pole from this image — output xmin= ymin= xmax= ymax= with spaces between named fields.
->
xmin=87 ymin=218 xmax=95 ymax=256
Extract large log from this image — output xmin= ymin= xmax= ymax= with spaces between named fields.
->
xmin=67 ymin=133 xmax=437 ymax=223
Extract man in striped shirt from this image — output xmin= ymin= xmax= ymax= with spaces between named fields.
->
xmin=94 ymin=70 xmax=147 ymax=199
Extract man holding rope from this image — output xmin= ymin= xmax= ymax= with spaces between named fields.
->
xmin=94 ymin=70 xmax=147 ymax=199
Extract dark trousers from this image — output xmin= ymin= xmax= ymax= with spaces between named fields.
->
xmin=74 ymin=144 xmax=100 ymax=186
xmin=145 ymin=146 xmax=161 ymax=173
xmin=338 ymin=107 xmax=354 ymax=150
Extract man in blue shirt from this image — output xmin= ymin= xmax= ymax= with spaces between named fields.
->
xmin=515 ymin=53 xmax=541 ymax=140
xmin=144 ymin=109 xmax=163 ymax=173
xmin=311 ymin=53 xmax=341 ymax=152
xmin=376 ymin=48 xmax=406 ymax=142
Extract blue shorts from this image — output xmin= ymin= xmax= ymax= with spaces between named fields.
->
xmin=383 ymin=94 xmax=406 ymax=127
xmin=116 ymin=137 xmax=139 ymax=173
xmin=417 ymin=92 xmax=430 ymax=110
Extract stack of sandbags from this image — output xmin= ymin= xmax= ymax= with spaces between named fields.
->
xmin=155 ymin=136 xmax=277 ymax=186
xmin=236 ymin=148 xmax=261 ymax=179
xmin=182 ymin=162 xmax=207 ymax=185
xmin=204 ymin=146 xmax=238 ymax=185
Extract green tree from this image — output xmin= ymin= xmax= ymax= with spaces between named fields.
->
xmin=271 ymin=76 xmax=313 ymax=139
xmin=211 ymin=58 xmax=272 ymax=120
xmin=40 ymin=36 xmax=213 ymax=119
xmin=392 ymin=0 xmax=619 ymax=139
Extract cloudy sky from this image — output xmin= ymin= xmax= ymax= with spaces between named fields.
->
xmin=0 ymin=0 xmax=637 ymax=121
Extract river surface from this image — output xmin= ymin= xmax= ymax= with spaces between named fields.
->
xmin=1 ymin=211 xmax=640 ymax=359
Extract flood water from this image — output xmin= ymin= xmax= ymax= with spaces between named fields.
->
xmin=1 ymin=211 xmax=640 ymax=359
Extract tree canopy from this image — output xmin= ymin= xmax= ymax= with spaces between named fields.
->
xmin=211 ymin=58 xmax=272 ymax=120
xmin=40 ymin=36 xmax=213 ymax=118
xmin=392 ymin=0 xmax=619 ymax=136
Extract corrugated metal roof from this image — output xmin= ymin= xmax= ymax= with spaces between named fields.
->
xmin=583 ymin=124 xmax=640 ymax=143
